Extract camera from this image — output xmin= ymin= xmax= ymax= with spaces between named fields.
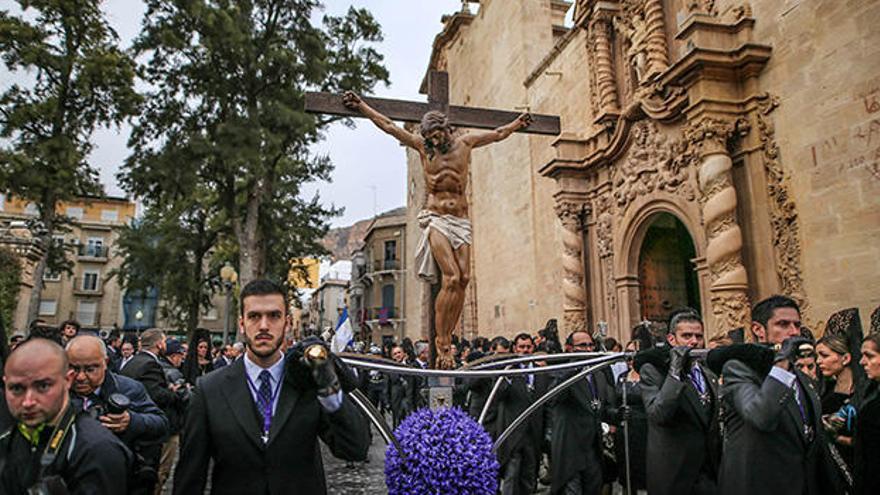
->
xmin=106 ymin=393 xmax=130 ymax=415
xmin=86 ymin=393 xmax=130 ymax=420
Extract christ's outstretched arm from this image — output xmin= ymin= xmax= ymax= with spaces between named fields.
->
xmin=343 ymin=91 xmax=423 ymax=150
xmin=463 ymin=113 xmax=532 ymax=148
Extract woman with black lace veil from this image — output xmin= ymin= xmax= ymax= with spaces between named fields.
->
xmin=182 ymin=329 xmax=215 ymax=386
xmin=817 ymin=308 xmax=867 ymax=484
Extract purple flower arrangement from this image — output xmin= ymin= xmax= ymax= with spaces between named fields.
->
xmin=385 ymin=407 xmax=499 ymax=495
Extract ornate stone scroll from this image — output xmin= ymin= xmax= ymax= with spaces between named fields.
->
xmin=755 ymin=93 xmax=807 ymax=307
xmin=687 ymin=117 xmax=751 ymax=332
xmin=555 ymin=200 xmax=589 ymax=333
xmin=611 ymin=120 xmax=696 ymax=211
xmin=594 ymin=195 xmax=616 ymax=311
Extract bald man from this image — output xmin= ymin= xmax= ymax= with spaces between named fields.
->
xmin=67 ymin=335 xmax=168 ymax=480
xmin=0 ymin=337 xmax=133 ymax=494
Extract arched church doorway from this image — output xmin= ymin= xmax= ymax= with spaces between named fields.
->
xmin=637 ymin=212 xmax=700 ymax=326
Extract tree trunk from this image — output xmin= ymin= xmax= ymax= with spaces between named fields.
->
xmin=25 ymin=205 xmax=57 ymax=327
xmin=25 ymin=244 xmax=49 ymax=327
xmin=237 ymin=184 xmax=266 ymax=287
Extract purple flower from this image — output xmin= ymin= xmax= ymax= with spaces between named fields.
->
xmin=385 ymin=407 xmax=499 ymax=495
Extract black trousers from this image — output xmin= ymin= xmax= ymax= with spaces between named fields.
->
xmin=500 ymin=446 xmax=538 ymax=495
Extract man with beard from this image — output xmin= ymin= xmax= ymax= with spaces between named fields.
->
xmin=717 ymin=295 xmax=829 ymax=495
xmin=173 ymin=279 xmax=370 ymax=495
xmin=344 ymin=91 xmax=530 ymax=369
xmin=639 ymin=309 xmax=720 ymax=495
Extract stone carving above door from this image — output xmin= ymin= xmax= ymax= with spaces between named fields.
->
xmin=611 ymin=120 xmax=697 ymax=212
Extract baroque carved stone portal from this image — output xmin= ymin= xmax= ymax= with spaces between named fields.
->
xmin=611 ymin=120 xmax=697 ymax=211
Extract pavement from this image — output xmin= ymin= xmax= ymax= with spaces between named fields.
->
xmin=323 ymin=427 xmax=389 ymax=494
xmin=322 ymin=426 xmax=554 ymax=494
xmin=162 ymin=425 xmax=558 ymax=494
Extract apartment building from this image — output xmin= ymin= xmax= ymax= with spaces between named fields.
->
xmin=0 ymin=194 xmax=136 ymax=332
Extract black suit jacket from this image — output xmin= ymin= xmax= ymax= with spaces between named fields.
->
xmin=172 ymin=357 xmax=370 ymax=495
xmin=120 ymin=352 xmax=180 ymax=414
xmin=549 ymin=369 xmax=615 ymax=494
xmin=641 ymin=362 xmax=720 ymax=495
xmin=490 ymin=367 xmax=551 ymax=466
xmin=719 ymin=360 xmax=826 ymax=495
xmin=386 ymin=368 xmax=417 ymax=427
xmin=853 ymin=381 xmax=880 ymax=495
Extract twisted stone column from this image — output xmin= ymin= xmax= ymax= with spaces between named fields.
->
xmin=590 ymin=14 xmax=619 ymax=115
xmin=555 ymin=201 xmax=589 ymax=333
xmin=643 ymin=0 xmax=670 ymax=79
xmin=689 ymin=118 xmax=750 ymax=334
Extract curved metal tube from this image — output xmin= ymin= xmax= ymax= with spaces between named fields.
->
xmin=467 ymin=351 xmax=615 ymax=370
xmin=478 ymin=368 xmax=511 ymax=426
xmin=492 ymin=355 xmax=624 ymax=453
xmin=341 ymin=353 xmax=624 ymax=379
xmin=348 ymin=388 xmax=404 ymax=458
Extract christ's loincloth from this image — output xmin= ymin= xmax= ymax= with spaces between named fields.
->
xmin=415 ymin=210 xmax=472 ymax=285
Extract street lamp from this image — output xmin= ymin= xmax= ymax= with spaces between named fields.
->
xmin=220 ymin=263 xmax=238 ymax=344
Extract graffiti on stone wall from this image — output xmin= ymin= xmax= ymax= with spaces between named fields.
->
xmin=809 ymin=83 xmax=880 ymax=182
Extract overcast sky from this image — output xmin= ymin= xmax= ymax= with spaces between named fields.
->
xmin=2 ymin=0 xmax=463 ymax=227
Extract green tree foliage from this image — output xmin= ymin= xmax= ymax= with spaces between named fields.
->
xmin=113 ymin=197 xmax=223 ymax=334
xmin=0 ymin=248 xmax=22 ymax=333
xmin=0 ymin=1 xmax=140 ymax=323
xmin=121 ymin=0 xmax=389 ymax=287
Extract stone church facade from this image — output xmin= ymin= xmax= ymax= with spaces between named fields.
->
xmin=404 ymin=0 xmax=880 ymax=342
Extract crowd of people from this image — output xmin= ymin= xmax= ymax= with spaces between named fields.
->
xmin=344 ymin=295 xmax=879 ymax=495
xmin=0 ymin=279 xmax=369 ymax=494
xmin=0 ymin=285 xmax=877 ymax=495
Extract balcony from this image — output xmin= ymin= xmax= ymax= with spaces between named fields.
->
xmin=368 ymin=258 xmax=400 ymax=277
xmin=73 ymin=277 xmax=103 ymax=296
xmin=77 ymin=245 xmax=110 ymax=261
xmin=367 ymin=306 xmax=399 ymax=323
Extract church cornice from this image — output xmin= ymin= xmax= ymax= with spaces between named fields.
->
xmin=419 ymin=11 xmax=476 ymax=95
xmin=539 ymin=7 xmax=770 ymax=180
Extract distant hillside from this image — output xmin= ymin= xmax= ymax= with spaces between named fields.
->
xmin=321 ymin=207 xmax=407 ymax=261
xmin=321 ymin=219 xmax=371 ymax=261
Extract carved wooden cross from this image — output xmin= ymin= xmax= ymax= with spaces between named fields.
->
xmin=305 ymin=70 xmax=561 ymax=135
xmin=305 ymin=70 xmax=560 ymax=368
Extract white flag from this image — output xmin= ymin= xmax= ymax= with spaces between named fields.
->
xmin=331 ymin=307 xmax=354 ymax=353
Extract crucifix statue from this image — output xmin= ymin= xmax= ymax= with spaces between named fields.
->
xmin=305 ymin=71 xmax=560 ymax=369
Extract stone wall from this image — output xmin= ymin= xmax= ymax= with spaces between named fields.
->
xmin=724 ymin=0 xmax=880 ymax=329
xmin=408 ymin=0 xmax=880 ymax=341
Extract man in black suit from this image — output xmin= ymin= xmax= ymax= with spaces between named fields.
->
xmin=213 ymin=344 xmax=234 ymax=369
xmin=173 ymin=279 xmax=370 ymax=495
xmin=495 ymin=333 xmax=550 ymax=495
xmin=119 ymin=329 xmax=185 ymax=422
xmin=550 ymin=330 xmax=612 ymax=495
xmin=640 ymin=309 xmax=720 ymax=495
xmin=119 ymin=328 xmax=184 ymax=492
xmin=718 ymin=295 xmax=828 ymax=495
xmin=387 ymin=344 xmax=417 ymax=427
